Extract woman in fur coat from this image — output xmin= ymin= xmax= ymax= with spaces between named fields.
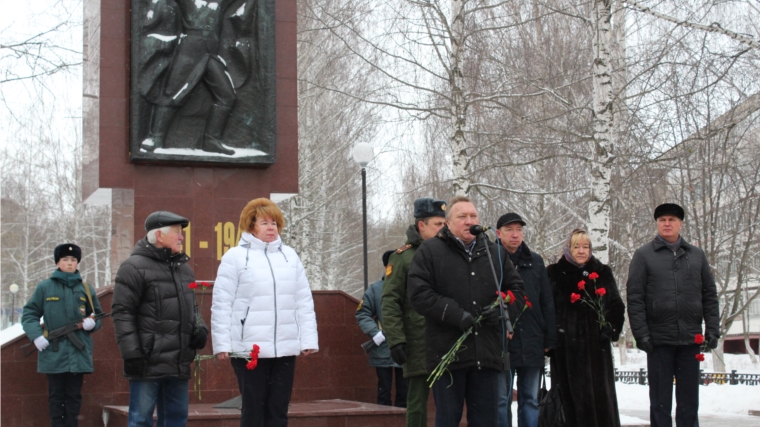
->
xmin=547 ymin=229 xmax=625 ymax=427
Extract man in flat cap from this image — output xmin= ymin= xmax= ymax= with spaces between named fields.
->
xmin=381 ymin=197 xmax=446 ymax=427
xmin=627 ymin=203 xmax=720 ymax=427
xmin=112 ymin=211 xmax=208 ymax=427
xmin=22 ymin=243 xmax=103 ymax=427
xmin=494 ymin=213 xmax=555 ymax=427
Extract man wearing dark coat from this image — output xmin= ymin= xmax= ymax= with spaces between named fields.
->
xmin=112 ymin=211 xmax=208 ymax=427
xmin=381 ymin=197 xmax=446 ymax=427
xmin=408 ymin=196 xmax=525 ymax=427
xmin=494 ymin=213 xmax=556 ymax=427
xmin=627 ymin=203 xmax=720 ymax=427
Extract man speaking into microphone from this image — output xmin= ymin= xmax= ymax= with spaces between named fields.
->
xmin=408 ymin=196 xmax=525 ymax=427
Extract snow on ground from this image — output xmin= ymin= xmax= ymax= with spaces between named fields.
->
xmin=614 ymin=348 xmax=760 ymax=374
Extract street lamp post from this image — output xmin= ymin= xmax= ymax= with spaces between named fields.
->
xmin=352 ymin=143 xmax=375 ymax=291
xmin=9 ymin=284 xmax=19 ymax=326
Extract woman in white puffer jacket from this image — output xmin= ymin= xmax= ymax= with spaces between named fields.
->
xmin=211 ymin=198 xmax=318 ymax=427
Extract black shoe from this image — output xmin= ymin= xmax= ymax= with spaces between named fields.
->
xmin=202 ymin=136 xmax=235 ymax=155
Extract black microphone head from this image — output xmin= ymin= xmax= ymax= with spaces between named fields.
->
xmin=469 ymin=225 xmax=488 ymax=235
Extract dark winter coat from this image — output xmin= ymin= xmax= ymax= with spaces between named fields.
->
xmin=112 ymin=238 xmax=207 ymax=380
xmin=548 ymin=256 xmax=625 ymax=427
xmin=381 ymin=225 xmax=427 ymax=377
xmin=408 ymin=226 xmax=525 ymax=373
xmin=626 ymin=236 xmax=720 ymax=345
xmin=22 ymin=269 xmax=103 ymax=374
xmin=507 ymin=243 xmax=557 ymax=368
xmin=356 ymin=280 xmax=400 ymax=368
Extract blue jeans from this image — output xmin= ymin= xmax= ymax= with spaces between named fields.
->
xmin=497 ymin=370 xmax=512 ymax=427
xmin=128 ymin=377 xmax=188 ymax=427
xmin=432 ymin=366 xmax=499 ymax=427
xmin=508 ymin=366 xmax=541 ymax=427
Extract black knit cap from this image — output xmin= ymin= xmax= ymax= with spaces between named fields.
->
xmin=653 ymin=203 xmax=685 ymax=221
xmin=54 ymin=243 xmax=82 ymax=263
xmin=413 ymin=198 xmax=447 ymax=219
xmin=496 ymin=212 xmax=526 ymax=229
xmin=144 ymin=211 xmax=190 ymax=231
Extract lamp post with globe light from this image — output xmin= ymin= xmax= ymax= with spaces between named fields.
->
xmin=352 ymin=143 xmax=374 ymax=291
xmin=9 ymin=284 xmax=19 ymax=326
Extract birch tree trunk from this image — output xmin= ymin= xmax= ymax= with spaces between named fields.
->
xmin=449 ymin=0 xmax=469 ymax=196
xmin=589 ymin=0 xmax=614 ymax=263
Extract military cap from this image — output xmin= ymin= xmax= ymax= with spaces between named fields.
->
xmin=496 ymin=212 xmax=526 ymax=229
xmin=653 ymin=203 xmax=685 ymax=221
xmin=144 ymin=211 xmax=190 ymax=231
xmin=54 ymin=243 xmax=82 ymax=263
xmin=413 ymin=198 xmax=447 ymax=219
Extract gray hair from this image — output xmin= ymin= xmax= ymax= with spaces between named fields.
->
xmin=147 ymin=225 xmax=175 ymax=244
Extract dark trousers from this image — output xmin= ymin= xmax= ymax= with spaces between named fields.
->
xmin=47 ymin=373 xmax=84 ymax=427
xmin=406 ymin=375 xmax=430 ymax=427
xmin=376 ymin=367 xmax=409 ymax=407
xmin=647 ymin=344 xmax=701 ymax=427
xmin=432 ymin=366 xmax=499 ymax=427
xmin=231 ymin=356 xmax=296 ymax=427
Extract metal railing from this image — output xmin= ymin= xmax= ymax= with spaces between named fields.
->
xmin=614 ymin=369 xmax=760 ymax=386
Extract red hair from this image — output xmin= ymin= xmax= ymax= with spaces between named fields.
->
xmin=239 ymin=198 xmax=286 ymax=234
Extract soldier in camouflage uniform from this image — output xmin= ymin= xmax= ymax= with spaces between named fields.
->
xmin=381 ymin=198 xmax=446 ymax=427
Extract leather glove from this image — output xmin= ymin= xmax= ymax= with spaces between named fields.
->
xmin=637 ymin=337 xmax=653 ymax=353
xmin=481 ymin=306 xmax=502 ymax=327
xmin=372 ymin=331 xmax=386 ymax=346
xmin=459 ymin=311 xmax=476 ymax=331
xmin=390 ymin=344 xmax=407 ymax=366
xmin=34 ymin=336 xmax=49 ymax=352
xmin=124 ymin=358 xmax=145 ymax=377
xmin=82 ymin=317 xmax=96 ymax=331
xmin=190 ymin=327 xmax=208 ymax=350
xmin=599 ymin=325 xmax=614 ymax=342
xmin=706 ymin=334 xmax=719 ymax=350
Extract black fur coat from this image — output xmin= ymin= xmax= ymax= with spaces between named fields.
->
xmin=547 ymin=255 xmax=625 ymax=427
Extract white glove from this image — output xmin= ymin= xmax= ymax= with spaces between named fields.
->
xmin=82 ymin=317 xmax=96 ymax=331
xmin=34 ymin=336 xmax=50 ymax=352
xmin=373 ymin=331 xmax=386 ymax=346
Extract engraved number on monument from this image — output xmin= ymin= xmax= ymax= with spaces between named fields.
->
xmin=130 ymin=0 xmax=276 ymax=164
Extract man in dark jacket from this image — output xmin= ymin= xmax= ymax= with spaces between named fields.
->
xmin=495 ymin=213 xmax=556 ymax=427
xmin=408 ymin=196 xmax=525 ymax=427
xmin=382 ymin=197 xmax=446 ymax=427
xmin=627 ymin=203 xmax=720 ymax=427
xmin=356 ymin=251 xmax=408 ymax=407
xmin=112 ymin=211 xmax=208 ymax=427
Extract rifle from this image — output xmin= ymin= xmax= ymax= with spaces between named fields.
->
xmin=22 ymin=312 xmax=111 ymax=357
xmin=361 ymin=339 xmax=378 ymax=354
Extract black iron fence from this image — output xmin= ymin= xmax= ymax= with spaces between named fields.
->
xmin=614 ymin=369 xmax=760 ymax=386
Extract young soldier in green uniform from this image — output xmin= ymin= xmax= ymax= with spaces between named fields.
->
xmin=22 ymin=243 xmax=103 ymax=427
xmin=381 ymin=198 xmax=446 ymax=427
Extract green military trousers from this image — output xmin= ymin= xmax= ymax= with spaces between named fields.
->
xmin=406 ymin=375 xmax=430 ymax=427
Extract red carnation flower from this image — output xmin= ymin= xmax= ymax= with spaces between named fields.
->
xmin=247 ymin=344 xmax=261 ymax=370
xmin=694 ymin=334 xmax=705 ymax=345
xmin=507 ymin=291 xmax=516 ymax=305
xmin=589 ymin=272 xmax=599 ymax=280
xmin=497 ymin=291 xmax=507 ymax=301
xmin=201 ymin=281 xmax=211 ymax=287
xmin=695 ymin=353 xmax=705 ymax=362
xmin=246 ymin=359 xmax=258 ymax=370
xmin=595 ymin=288 xmax=606 ymax=297
xmin=525 ymin=301 xmax=533 ymax=309
xmin=188 ymin=282 xmax=198 ymax=289
xmin=570 ymin=293 xmax=581 ymax=303
xmin=577 ymin=280 xmax=586 ymax=291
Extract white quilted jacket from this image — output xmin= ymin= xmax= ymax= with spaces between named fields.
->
xmin=211 ymin=232 xmax=319 ymax=358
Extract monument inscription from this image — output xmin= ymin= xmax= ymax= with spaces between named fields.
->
xmin=130 ymin=0 xmax=276 ymax=164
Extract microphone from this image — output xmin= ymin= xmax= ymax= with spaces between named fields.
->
xmin=469 ymin=225 xmax=493 ymax=235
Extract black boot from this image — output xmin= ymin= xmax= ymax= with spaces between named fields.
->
xmin=142 ymin=106 xmax=175 ymax=152
xmin=202 ymin=104 xmax=235 ymax=155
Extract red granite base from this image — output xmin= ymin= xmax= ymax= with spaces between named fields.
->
xmin=102 ymin=399 xmax=406 ymax=427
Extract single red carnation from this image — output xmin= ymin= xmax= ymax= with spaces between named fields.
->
xmin=570 ymin=293 xmax=581 ymax=303
xmin=246 ymin=359 xmax=258 ymax=370
xmin=694 ymin=334 xmax=705 ymax=344
xmin=589 ymin=272 xmax=599 ymax=280
xmin=188 ymin=282 xmax=198 ymax=289
xmin=201 ymin=281 xmax=211 ymax=287
xmin=525 ymin=301 xmax=533 ymax=309
xmin=577 ymin=280 xmax=586 ymax=291
xmin=507 ymin=291 xmax=516 ymax=305
xmin=497 ymin=291 xmax=507 ymax=301
xmin=595 ymin=288 xmax=606 ymax=296
xmin=695 ymin=353 xmax=705 ymax=362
